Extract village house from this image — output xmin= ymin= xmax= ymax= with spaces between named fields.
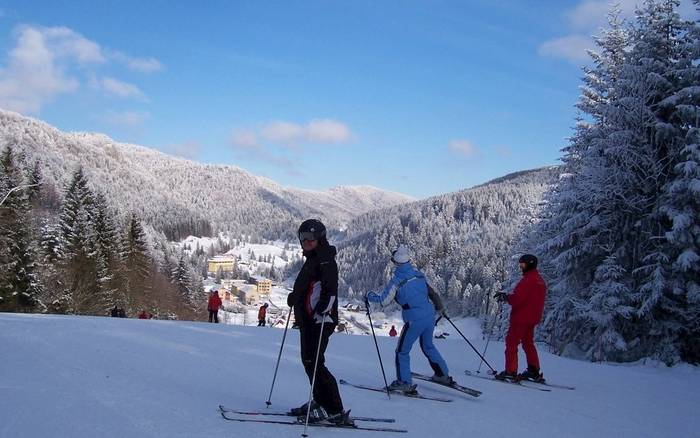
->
xmin=207 ymin=255 xmax=236 ymax=275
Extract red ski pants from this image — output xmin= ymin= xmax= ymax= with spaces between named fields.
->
xmin=505 ymin=323 xmax=540 ymax=373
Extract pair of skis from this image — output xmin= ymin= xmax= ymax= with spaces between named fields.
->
xmin=219 ymin=405 xmax=407 ymax=433
xmin=339 ymin=372 xmax=482 ymax=402
xmin=463 ymin=370 xmax=576 ymax=391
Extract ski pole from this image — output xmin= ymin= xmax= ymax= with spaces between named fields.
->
xmin=266 ymin=307 xmax=292 ymax=407
xmin=444 ymin=315 xmax=497 ymax=373
xmin=365 ymin=297 xmax=391 ymax=399
xmin=477 ymin=301 xmax=502 ymax=374
xmin=302 ymin=316 xmax=327 ymax=438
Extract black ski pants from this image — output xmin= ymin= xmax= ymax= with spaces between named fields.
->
xmin=208 ymin=310 xmax=218 ymax=323
xmin=299 ymin=322 xmax=343 ymax=415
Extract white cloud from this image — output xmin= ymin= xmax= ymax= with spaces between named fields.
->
xmin=229 ymin=118 xmax=352 ymax=176
xmin=231 ymin=130 xmax=259 ymax=149
xmin=111 ymin=51 xmax=163 ymax=73
xmin=94 ymin=76 xmax=146 ymax=100
xmin=0 ymin=24 xmax=161 ymax=114
xmin=260 ymin=119 xmax=352 ymax=146
xmin=306 ymin=119 xmax=351 ymax=144
xmin=0 ymin=26 xmax=79 ymax=113
xmin=42 ymin=26 xmax=106 ymax=64
xmin=448 ymin=139 xmax=478 ymax=159
xmin=538 ymin=35 xmax=593 ymax=62
xmin=540 ymin=0 xmax=699 ymax=63
xmin=565 ymin=0 xmax=637 ymax=31
xmin=103 ymin=110 xmax=150 ymax=128
xmin=261 ymin=121 xmax=305 ymax=145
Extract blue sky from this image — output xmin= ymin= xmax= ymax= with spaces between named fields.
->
xmin=1 ymin=1 xmax=695 ymax=198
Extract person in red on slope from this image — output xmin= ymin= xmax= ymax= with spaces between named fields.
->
xmin=208 ymin=288 xmax=222 ymax=323
xmin=494 ymin=254 xmax=547 ymax=383
xmin=138 ymin=310 xmax=148 ymax=319
xmin=258 ymin=303 xmax=269 ymax=326
xmin=389 ymin=325 xmax=397 ymax=337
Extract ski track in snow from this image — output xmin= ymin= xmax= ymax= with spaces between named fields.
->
xmin=0 ymin=312 xmax=698 ymax=438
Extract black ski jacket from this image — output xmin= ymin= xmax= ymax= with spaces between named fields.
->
xmin=288 ymin=243 xmax=339 ymax=326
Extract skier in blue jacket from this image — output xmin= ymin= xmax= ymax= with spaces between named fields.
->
xmin=365 ymin=245 xmax=453 ymax=393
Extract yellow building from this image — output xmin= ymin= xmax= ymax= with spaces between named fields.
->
xmin=207 ymin=256 xmax=236 ymax=274
xmin=252 ymin=277 xmax=272 ymax=295
xmin=237 ymin=285 xmax=260 ymax=305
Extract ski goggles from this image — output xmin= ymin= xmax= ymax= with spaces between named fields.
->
xmin=298 ymin=231 xmax=317 ymax=242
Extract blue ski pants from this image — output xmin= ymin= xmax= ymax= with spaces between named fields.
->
xmin=395 ymin=316 xmax=449 ymax=383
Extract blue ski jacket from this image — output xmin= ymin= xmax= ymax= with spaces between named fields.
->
xmin=367 ymin=262 xmax=439 ymax=322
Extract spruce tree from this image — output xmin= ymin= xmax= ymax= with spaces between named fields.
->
xmin=0 ymin=146 xmax=41 ymax=311
xmin=59 ymin=168 xmax=106 ymax=314
xmin=122 ymin=214 xmax=152 ymax=307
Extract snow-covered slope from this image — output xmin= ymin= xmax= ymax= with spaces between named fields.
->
xmin=0 ymin=109 xmax=413 ymax=239
xmin=2 ymin=313 xmax=697 ymax=438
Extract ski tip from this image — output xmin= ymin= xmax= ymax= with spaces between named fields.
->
xmin=339 ymin=379 xmax=348 ymax=384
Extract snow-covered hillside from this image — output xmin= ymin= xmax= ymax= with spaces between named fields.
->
xmin=2 ymin=313 xmax=697 ymax=438
xmin=0 ymin=110 xmax=413 ymax=240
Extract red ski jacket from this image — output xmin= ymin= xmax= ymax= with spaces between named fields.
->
xmin=258 ymin=306 xmax=267 ymax=320
xmin=507 ymin=269 xmax=547 ymax=326
xmin=208 ymin=294 xmax=222 ymax=311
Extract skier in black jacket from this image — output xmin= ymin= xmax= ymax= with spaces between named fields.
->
xmin=287 ymin=219 xmax=352 ymax=426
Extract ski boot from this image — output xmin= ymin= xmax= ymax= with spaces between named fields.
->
xmin=289 ymin=399 xmax=322 ymax=416
xmin=387 ymin=380 xmax=418 ymax=395
xmin=297 ymin=403 xmax=328 ymax=423
xmin=518 ymin=365 xmax=545 ymax=383
xmin=430 ymin=374 xmax=456 ymax=385
xmin=494 ymin=370 xmax=518 ymax=382
xmin=326 ymin=410 xmax=356 ymax=427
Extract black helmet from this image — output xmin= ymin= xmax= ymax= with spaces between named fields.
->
xmin=298 ymin=219 xmax=326 ymax=242
xmin=518 ymin=254 xmax=538 ymax=271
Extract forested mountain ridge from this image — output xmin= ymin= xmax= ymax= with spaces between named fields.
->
xmin=335 ymin=166 xmax=561 ymax=318
xmin=0 ymin=109 xmax=412 ymax=240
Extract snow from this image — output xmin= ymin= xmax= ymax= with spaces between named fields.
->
xmin=1 ymin=312 xmax=698 ymax=438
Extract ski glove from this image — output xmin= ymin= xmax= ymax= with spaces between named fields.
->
xmin=493 ymin=292 xmax=508 ymax=303
xmin=287 ymin=291 xmax=299 ymax=307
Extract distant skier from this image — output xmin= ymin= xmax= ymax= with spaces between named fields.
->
xmin=138 ymin=310 xmax=148 ymax=320
xmin=493 ymin=254 xmax=547 ymax=383
xmin=110 ymin=305 xmax=119 ymax=317
xmin=365 ymin=244 xmax=453 ymax=393
xmin=286 ymin=219 xmax=352 ymax=426
xmin=208 ymin=289 xmax=222 ymax=323
xmin=389 ymin=325 xmax=397 ymax=337
xmin=257 ymin=303 xmax=268 ymax=326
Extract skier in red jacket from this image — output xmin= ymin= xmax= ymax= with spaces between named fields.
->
xmin=389 ymin=325 xmax=397 ymax=337
xmin=257 ymin=303 xmax=268 ymax=326
xmin=208 ymin=289 xmax=222 ymax=323
xmin=494 ymin=254 xmax=547 ymax=383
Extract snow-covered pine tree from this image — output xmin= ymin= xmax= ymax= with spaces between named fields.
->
xmin=58 ymin=168 xmax=106 ymax=314
xmin=534 ymin=9 xmax=633 ymax=355
xmin=534 ymin=0 xmax=699 ymax=363
xmin=0 ymin=146 xmax=41 ymax=311
xmin=26 ymin=159 xmax=41 ymax=207
xmin=93 ymin=192 xmax=123 ymax=309
xmin=172 ymin=253 xmax=194 ymax=303
xmin=612 ymin=0 xmax=691 ymax=362
xmin=657 ymin=0 xmax=700 ymax=363
xmin=574 ymin=256 xmax=635 ymax=361
xmin=122 ymin=214 xmax=152 ymax=308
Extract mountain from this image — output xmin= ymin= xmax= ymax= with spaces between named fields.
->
xmin=335 ymin=166 xmax=561 ymax=317
xmin=0 ymin=109 xmax=413 ymax=240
